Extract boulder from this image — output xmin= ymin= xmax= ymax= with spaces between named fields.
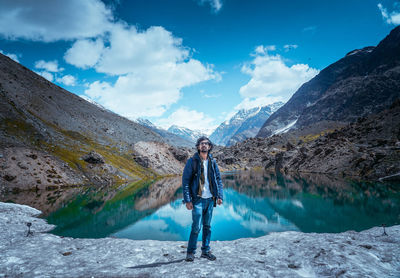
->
xmin=81 ymin=151 xmax=105 ymax=164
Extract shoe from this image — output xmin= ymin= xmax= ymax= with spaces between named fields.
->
xmin=201 ymin=251 xmax=216 ymax=261
xmin=186 ymin=252 xmax=195 ymax=262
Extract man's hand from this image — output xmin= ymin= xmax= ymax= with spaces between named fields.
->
xmin=185 ymin=202 xmax=193 ymax=210
xmin=217 ymin=199 xmax=223 ymax=205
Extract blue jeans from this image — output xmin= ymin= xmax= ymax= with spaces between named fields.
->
xmin=187 ymin=197 xmax=214 ymax=254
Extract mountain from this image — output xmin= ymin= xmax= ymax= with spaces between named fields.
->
xmin=214 ymin=98 xmax=400 ymax=181
xmin=210 ymin=102 xmax=283 ymax=146
xmin=210 ymin=107 xmax=261 ymax=146
xmin=0 ymin=53 xmax=189 ymax=191
xmin=257 ymin=26 xmax=400 ymax=137
xmin=226 ymin=102 xmax=284 ymax=146
xmin=135 ymin=118 xmax=193 ymax=148
xmin=167 ymin=125 xmax=206 ymax=143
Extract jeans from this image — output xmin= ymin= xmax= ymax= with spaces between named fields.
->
xmin=187 ymin=197 xmax=214 ymax=254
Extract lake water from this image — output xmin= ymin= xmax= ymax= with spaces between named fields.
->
xmin=42 ymin=170 xmax=400 ymax=241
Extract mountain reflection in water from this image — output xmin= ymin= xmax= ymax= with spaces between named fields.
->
xmin=41 ymin=171 xmax=400 ymax=241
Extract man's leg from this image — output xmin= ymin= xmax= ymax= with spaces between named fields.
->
xmin=201 ymin=198 xmax=214 ymax=254
xmin=187 ymin=199 xmax=202 ymax=255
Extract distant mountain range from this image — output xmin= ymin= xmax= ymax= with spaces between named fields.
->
xmin=135 ymin=118 xmax=193 ymax=147
xmin=167 ymin=125 xmax=207 ymax=143
xmin=210 ymin=102 xmax=284 ymax=146
xmin=257 ymin=26 xmax=400 ymax=137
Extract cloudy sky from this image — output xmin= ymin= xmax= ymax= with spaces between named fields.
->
xmin=0 ymin=0 xmax=398 ymax=133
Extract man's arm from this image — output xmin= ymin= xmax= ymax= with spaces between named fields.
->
xmin=182 ymin=158 xmax=193 ymax=205
xmin=213 ymin=160 xmax=224 ymax=202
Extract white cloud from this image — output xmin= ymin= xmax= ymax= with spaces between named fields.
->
xmin=64 ymin=38 xmax=104 ymax=68
xmin=35 ymin=71 xmax=54 ymax=82
xmin=203 ymin=93 xmax=221 ymax=98
xmin=80 ymin=24 xmax=219 ymax=118
xmin=236 ymin=45 xmax=319 ymax=110
xmin=254 ymin=45 xmax=276 ymax=55
xmin=155 ymin=107 xmax=218 ymax=132
xmin=0 ymin=50 xmax=19 ymax=62
xmin=302 ymin=26 xmax=317 ymax=33
xmin=284 ymin=44 xmax=298 ymax=52
xmin=0 ymin=0 xmax=113 ymax=42
xmin=378 ymin=3 xmax=400 ymax=25
xmin=34 ymin=60 xmax=62 ymax=72
xmin=198 ymin=0 xmax=223 ymax=13
xmin=56 ymin=75 xmax=77 ymax=86
xmin=0 ymin=0 xmax=220 ymax=121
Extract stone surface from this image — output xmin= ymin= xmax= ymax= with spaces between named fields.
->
xmin=1 ymin=202 xmax=399 ymax=277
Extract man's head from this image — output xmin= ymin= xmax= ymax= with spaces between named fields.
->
xmin=196 ymin=136 xmax=213 ymax=154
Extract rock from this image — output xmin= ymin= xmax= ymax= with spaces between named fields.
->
xmin=26 ymin=154 xmax=38 ymax=159
xmin=3 ymin=174 xmax=16 ymax=181
xmin=224 ymin=157 xmax=236 ymax=165
xmin=286 ymin=141 xmax=294 ymax=151
xmin=133 ymin=155 xmax=150 ymax=168
xmin=169 ymin=147 xmax=188 ymax=162
xmin=17 ymin=162 xmax=28 ymax=170
xmin=81 ymin=151 xmax=104 ymax=164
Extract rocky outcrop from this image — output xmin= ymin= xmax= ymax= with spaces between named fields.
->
xmin=258 ymin=26 xmax=400 ymax=137
xmin=132 ymin=141 xmax=192 ymax=175
xmin=81 ymin=151 xmax=104 ymax=164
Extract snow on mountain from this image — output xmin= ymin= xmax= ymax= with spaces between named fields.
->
xmin=167 ymin=125 xmax=207 ymax=143
xmin=134 ymin=118 xmax=194 ymax=147
xmin=211 ymin=102 xmax=284 ymax=146
xmin=136 ymin=117 xmax=158 ymax=129
xmin=226 ymin=102 xmax=285 ymax=146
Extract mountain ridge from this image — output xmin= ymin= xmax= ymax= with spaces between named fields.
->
xmin=257 ymin=26 xmax=400 ymax=137
xmin=210 ymin=102 xmax=283 ymax=146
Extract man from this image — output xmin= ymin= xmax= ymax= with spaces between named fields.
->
xmin=182 ymin=136 xmax=224 ymax=262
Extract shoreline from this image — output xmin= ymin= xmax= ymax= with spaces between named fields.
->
xmin=1 ymin=201 xmax=399 ymax=277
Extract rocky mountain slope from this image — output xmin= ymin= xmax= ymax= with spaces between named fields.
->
xmin=214 ymin=99 xmax=400 ymax=181
xmin=258 ymin=26 xmax=400 ymax=137
xmin=210 ymin=102 xmax=283 ymax=146
xmin=0 ymin=54 xmax=190 ymax=192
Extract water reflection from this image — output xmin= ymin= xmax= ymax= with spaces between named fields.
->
xmin=5 ymin=170 xmax=397 ymax=241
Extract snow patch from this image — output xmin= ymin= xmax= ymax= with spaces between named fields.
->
xmin=273 ymin=119 xmax=298 ymax=135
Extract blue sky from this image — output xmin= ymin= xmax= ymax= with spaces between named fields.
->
xmin=0 ymin=0 xmax=398 ymax=133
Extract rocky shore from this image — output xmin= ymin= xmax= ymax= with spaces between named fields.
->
xmin=1 ymin=202 xmax=399 ymax=278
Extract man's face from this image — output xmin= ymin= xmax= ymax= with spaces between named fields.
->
xmin=198 ymin=140 xmax=210 ymax=153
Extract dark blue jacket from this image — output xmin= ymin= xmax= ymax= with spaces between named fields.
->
xmin=182 ymin=152 xmax=224 ymax=204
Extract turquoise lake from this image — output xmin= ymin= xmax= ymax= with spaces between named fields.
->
xmin=44 ymin=171 xmax=400 ymax=241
